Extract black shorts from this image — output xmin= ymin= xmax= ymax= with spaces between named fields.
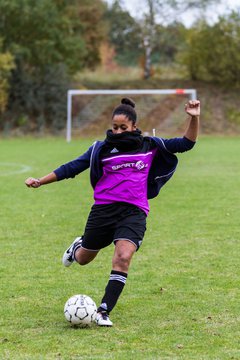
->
xmin=81 ymin=203 xmax=147 ymax=252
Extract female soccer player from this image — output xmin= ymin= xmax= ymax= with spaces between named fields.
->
xmin=25 ymin=97 xmax=200 ymax=326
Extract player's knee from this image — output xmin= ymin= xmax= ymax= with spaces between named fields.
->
xmin=113 ymin=252 xmax=131 ymax=270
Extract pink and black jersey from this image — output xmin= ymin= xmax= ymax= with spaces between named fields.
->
xmin=94 ymin=149 xmax=157 ymax=214
xmin=54 ymin=135 xmax=196 ymax=212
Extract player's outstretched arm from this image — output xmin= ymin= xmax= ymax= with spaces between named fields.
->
xmin=184 ymin=100 xmax=200 ymax=142
xmin=25 ymin=172 xmax=57 ymax=188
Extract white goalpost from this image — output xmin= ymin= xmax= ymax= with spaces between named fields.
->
xmin=66 ymin=88 xmax=197 ymax=142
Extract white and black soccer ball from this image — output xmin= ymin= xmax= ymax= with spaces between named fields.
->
xmin=64 ymin=294 xmax=97 ymax=326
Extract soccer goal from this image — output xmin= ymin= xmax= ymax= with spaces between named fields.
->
xmin=66 ymin=88 xmax=197 ymax=142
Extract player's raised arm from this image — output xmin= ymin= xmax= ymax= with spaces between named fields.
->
xmin=25 ymin=172 xmax=57 ymax=188
xmin=184 ymin=100 xmax=200 ymax=142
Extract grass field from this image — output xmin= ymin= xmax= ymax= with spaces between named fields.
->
xmin=0 ymin=136 xmax=239 ymax=360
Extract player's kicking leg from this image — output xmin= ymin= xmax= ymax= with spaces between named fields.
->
xmin=62 ymin=236 xmax=99 ymax=267
xmin=62 ymin=236 xmax=83 ymax=267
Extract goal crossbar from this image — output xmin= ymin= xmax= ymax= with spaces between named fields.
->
xmin=67 ymin=88 xmax=197 ymax=142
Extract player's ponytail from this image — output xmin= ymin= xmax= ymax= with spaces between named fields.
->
xmin=112 ymin=97 xmax=137 ymax=124
xmin=121 ymin=98 xmax=135 ymax=108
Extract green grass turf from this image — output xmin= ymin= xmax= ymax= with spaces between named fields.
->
xmin=0 ymin=136 xmax=239 ymax=360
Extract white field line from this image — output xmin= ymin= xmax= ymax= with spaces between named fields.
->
xmin=0 ymin=162 xmax=32 ymax=176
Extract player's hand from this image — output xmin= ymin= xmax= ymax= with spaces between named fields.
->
xmin=25 ymin=177 xmax=41 ymax=188
xmin=185 ymin=100 xmax=200 ymax=117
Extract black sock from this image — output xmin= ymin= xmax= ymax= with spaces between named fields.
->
xmin=73 ymin=236 xmax=83 ymax=262
xmin=98 ymin=270 xmax=128 ymax=314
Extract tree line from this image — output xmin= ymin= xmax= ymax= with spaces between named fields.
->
xmin=0 ymin=0 xmax=239 ymax=133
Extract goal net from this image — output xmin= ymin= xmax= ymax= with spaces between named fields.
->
xmin=66 ymin=89 xmax=197 ymax=142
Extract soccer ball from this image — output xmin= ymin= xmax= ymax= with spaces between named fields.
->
xmin=64 ymin=294 xmax=97 ymax=326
